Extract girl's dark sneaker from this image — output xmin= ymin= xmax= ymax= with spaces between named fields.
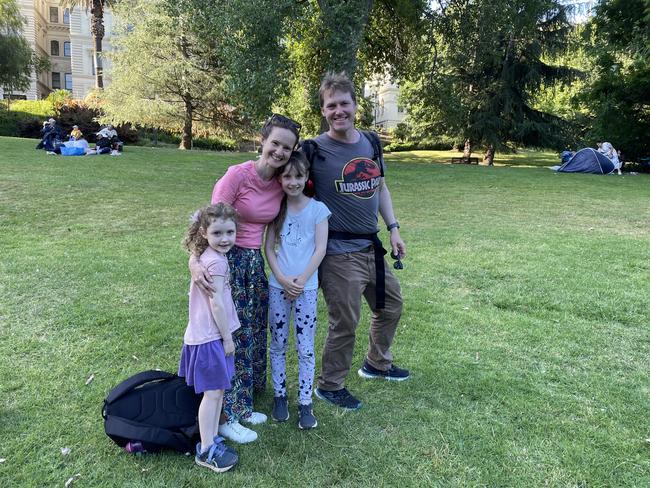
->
xmin=195 ymin=438 xmax=238 ymax=473
xmin=358 ymin=360 xmax=410 ymax=381
xmin=272 ymin=395 xmax=289 ymax=422
xmin=298 ymin=404 xmax=318 ymax=429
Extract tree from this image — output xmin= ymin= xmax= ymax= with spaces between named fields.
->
xmin=61 ymin=0 xmax=116 ymax=89
xmin=101 ymin=0 xmax=239 ymax=149
xmin=401 ymin=0 xmax=575 ymax=164
xmin=579 ymin=0 xmax=650 ymax=160
xmin=0 ymin=0 xmax=49 ymax=106
xmin=175 ymin=0 xmax=295 ymax=125
xmin=279 ymin=0 xmax=427 ymax=133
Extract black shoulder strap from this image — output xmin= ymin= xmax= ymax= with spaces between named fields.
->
xmin=361 ymin=130 xmax=384 ymax=177
xmin=104 ymin=414 xmax=193 ymax=451
xmin=300 ymin=139 xmax=320 ymax=165
xmin=301 ymin=133 xmax=384 ymax=177
xmin=104 ymin=370 xmax=174 ymax=406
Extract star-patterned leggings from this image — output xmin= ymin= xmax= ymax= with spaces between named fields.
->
xmin=269 ymin=286 xmax=318 ymax=405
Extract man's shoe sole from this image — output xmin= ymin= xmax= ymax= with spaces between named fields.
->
xmin=314 ymin=389 xmax=362 ymax=410
xmin=271 ymin=413 xmax=289 ymax=422
xmin=358 ymin=368 xmax=410 ymax=381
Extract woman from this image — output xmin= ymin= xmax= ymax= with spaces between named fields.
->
xmin=190 ymin=114 xmax=301 ymax=443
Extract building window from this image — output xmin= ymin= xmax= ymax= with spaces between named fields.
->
xmin=64 ymin=42 xmax=71 ymax=57
xmin=63 ymin=9 xmax=70 ymax=25
xmin=52 ymin=72 xmax=61 ymax=89
xmin=65 ymin=73 xmax=73 ymax=91
xmin=397 ymin=105 xmax=404 ymax=113
xmin=51 ymin=40 xmax=59 ymax=56
xmin=50 ymin=7 xmax=59 ymax=23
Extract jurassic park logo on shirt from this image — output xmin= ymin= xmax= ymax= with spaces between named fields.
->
xmin=334 ymin=157 xmax=382 ymax=199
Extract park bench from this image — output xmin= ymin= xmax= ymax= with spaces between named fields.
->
xmin=451 ymin=157 xmax=479 ymax=164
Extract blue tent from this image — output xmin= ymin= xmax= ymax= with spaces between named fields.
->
xmin=557 ymin=148 xmax=615 ymax=174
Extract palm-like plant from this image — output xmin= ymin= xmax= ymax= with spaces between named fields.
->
xmin=61 ymin=0 xmax=115 ymax=89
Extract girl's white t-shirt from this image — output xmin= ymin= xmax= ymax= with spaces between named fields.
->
xmin=269 ymin=198 xmax=331 ymax=291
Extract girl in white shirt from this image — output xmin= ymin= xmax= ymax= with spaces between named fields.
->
xmin=265 ymin=152 xmax=330 ymax=429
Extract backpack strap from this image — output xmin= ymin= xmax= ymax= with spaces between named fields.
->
xmin=104 ymin=414 xmax=194 ymax=451
xmin=361 ymin=130 xmax=385 ymax=177
xmin=104 ymin=370 xmax=175 ymax=407
xmin=300 ymin=133 xmax=384 ymax=176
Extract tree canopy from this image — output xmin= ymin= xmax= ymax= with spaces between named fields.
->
xmin=578 ymin=0 xmax=650 ymax=159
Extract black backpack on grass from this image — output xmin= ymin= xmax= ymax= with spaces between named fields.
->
xmin=103 ymin=370 xmax=202 ymax=453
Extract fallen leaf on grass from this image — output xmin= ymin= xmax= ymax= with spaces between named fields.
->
xmin=64 ymin=474 xmax=81 ymax=487
xmin=0 ymin=458 xmax=5 ymax=463
xmin=61 ymin=447 xmax=71 ymax=455
xmin=85 ymin=374 xmax=94 ymax=385
xmin=132 ymin=355 xmax=139 ymax=361
xmin=646 ymin=438 xmax=650 ymax=444
xmin=141 ymin=468 xmax=149 ymax=473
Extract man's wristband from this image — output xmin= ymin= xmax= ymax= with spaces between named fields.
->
xmin=387 ymin=222 xmax=400 ymax=232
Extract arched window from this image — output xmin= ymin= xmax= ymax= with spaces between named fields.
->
xmin=51 ymin=40 xmax=59 ymax=56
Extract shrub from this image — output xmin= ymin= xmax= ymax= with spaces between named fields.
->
xmin=384 ymin=137 xmax=455 ymax=152
xmin=0 ymin=99 xmax=55 ymax=138
xmin=56 ymin=99 xmax=138 ymax=143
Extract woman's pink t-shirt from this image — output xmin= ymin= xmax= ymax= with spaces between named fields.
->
xmin=211 ymin=160 xmax=284 ymax=249
xmin=184 ymin=248 xmax=241 ymax=345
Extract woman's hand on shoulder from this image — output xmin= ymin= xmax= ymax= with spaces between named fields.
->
xmin=189 ymin=255 xmax=215 ymax=297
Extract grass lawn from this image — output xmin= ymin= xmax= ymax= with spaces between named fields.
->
xmin=1 ymin=136 xmax=649 ymax=487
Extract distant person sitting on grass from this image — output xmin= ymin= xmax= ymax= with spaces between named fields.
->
xmin=95 ymin=133 xmax=112 ymax=154
xmin=70 ymin=125 xmax=83 ymax=141
xmin=597 ymin=141 xmax=622 ymax=175
xmin=35 ymin=121 xmax=50 ymax=149
xmin=39 ymin=119 xmax=64 ymax=153
xmin=98 ymin=124 xmax=123 ymax=152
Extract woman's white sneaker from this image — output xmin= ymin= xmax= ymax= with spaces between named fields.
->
xmin=218 ymin=421 xmax=258 ymax=444
xmin=241 ymin=411 xmax=268 ymax=425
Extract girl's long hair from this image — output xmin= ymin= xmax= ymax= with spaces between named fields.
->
xmin=270 ymin=152 xmax=310 ymax=252
xmin=183 ymin=203 xmax=238 ymax=256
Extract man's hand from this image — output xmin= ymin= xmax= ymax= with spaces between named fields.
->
xmin=390 ymin=229 xmax=406 ymax=259
xmin=189 ymin=255 xmax=215 ymax=297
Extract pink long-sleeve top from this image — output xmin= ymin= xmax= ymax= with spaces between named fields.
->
xmin=211 ymin=160 xmax=284 ymax=249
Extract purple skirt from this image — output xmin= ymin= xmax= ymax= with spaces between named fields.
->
xmin=178 ymin=339 xmax=235 ymax=394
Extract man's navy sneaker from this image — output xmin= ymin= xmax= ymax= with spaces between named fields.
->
xmin=314 ymin=387 xmax=362 ymax=410
xmin=358 ymin=360 xmax=410 ymax=381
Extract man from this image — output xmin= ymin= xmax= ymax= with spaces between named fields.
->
xmin=302 ymin=72 xmax=409 ymax=411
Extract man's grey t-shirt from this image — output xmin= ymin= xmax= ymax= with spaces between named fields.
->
xmin=310 ymin=132 xmax=385 ymax=255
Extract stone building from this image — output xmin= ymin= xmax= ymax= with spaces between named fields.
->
xmin=0 ymin=0 xmax=114 ymax=100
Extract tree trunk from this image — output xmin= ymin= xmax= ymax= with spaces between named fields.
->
xmin=180 ymin=99 xmax=193 ymax=150
xmin=483 ymin=144 xmax=495 ymax=166
xmin=462 ymin=138 xmax=472 ymax=158
xmin=90 ymin=0 xmax=105 ymax=89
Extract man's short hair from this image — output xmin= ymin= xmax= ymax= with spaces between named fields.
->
xmin=319 ymin=72 xmax=356 ymax=107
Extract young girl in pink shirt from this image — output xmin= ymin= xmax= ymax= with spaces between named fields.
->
xmin=179 ymin=203 xmax=240 ymax=473
xmin=190 ymin=114 xmax=301 ymax=444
